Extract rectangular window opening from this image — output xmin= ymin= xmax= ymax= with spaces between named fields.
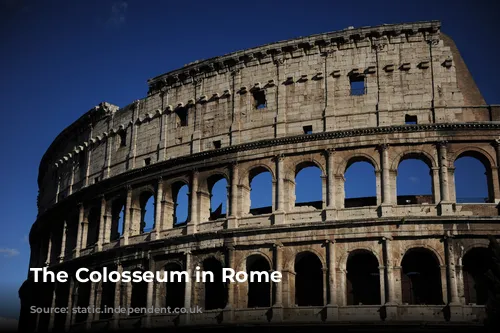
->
xmin=303 ymin=125 xmax=313 ymax=134
xmin=213 ymin=140 xmax=221 ymax=149
xmin=349 ymin=75 xmax=365 ymax=96
xmin=144 ymin=158 xmax=151 ymax=166
xmin=119 ymin=131 xmax=127 ymax=147
xmin=94 ymin=177 xmax=99 ymax=184
xmin=176 ymin=108 xmax=188 ymax=127
xmin=405 ymin=115 xmax=418 ymax=125
xmin=253 ymin=90 xmax=267 ymax=109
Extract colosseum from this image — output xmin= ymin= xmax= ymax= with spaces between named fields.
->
xmin=19 ymin=20 xmax=500 ymax=332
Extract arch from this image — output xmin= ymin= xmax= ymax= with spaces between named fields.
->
xmin=172 ymin=181 xmax=189 ymax=226
xmin=75 ymin=280 xmax=91 ymax=322
xmin=241 ymin=163 xmax=275 ymax=184
xmin=346 ymin=250 xmax=381 ymax=305
xmin=294 ymin=251 xmax=323 ymax=306
xmin=165 ymin=262 xmax=185 ymax=308
xmin=294 ymin=161 xmax=323 ymax=208
xmin=86 ymin=206 xmax=100 ymax=247
xmin=249 ymin=166 xmax=273 ymax=215
xmin=202 ymin=257 xmax=227 ymax=310
xmin=454 ymin=150 xmax=493 ymax=203
xmin=246 ymin=254 xmax=272 ymax=308
xmin=400 ymin=247 xmax=443 ymax=305
xmin=396 ymin=153 xmax=434 ymax=205
xmin=344 ymin=156 xmax=377 ymax=208
xmin=391 ymin=150 xmax=436 ymax=171
xmin=139 ymin=190 xmax=155 ymax=233
xmin=207 ymin=174 xmax=228 ymax=220
xmin=462 ymin=247 xmax=491 ymax=305
xmin=129 ymin=270 xmax=148 ymax=315
xmin=337 ymin=154 xmax=379 ymax=175
xmin=110 ymin=197 xmax=126 ymax=241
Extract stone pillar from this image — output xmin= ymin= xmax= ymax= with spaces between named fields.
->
xmin=183 ymin=251 xmax=193 ymax=324
xmin=445 ymin=236 xmax=460 ymax=305
xmin=325 ymin=149 xmax=336 ymax=220
xmin=273 ymin=243 xmax=284 ymax=306
xmin=45 ymin=233 xmax=52 ymax=266
xmin=112 ymin=264 xmax=123 ymax=329
xmin=437 ymin=142 xmax=453 ymax=215
xmin=379 ymin=144 xmax=392 ymax=215
xmin=337 ymin=268 xmax=346 ymax=306
xmin=227 ymin=163 xmax=239 ymax=229
xmin=327 ymin=240 xmax=337 ymax=305
xmin=59 ymin=221 xmax=67 ymax=263
xmin=188 ymin=170 xmax=199 ymax=234
xmin=48 ymin=284 xmax=57 ymax=331
xmin=97 ymin=195 xmax=106 ymax=251
xmin=383 ymin=237 xmax=396 ymax=304
xmin=123 ymin=186 xmax=132 ymax=245
xmin=493 ymin=139 xmax=500 ymax=202
xmin=431 ymin=167 xmax=441 ymax=204
xmin=145 ymin=257 xmax=155 ymax=328
xmin=379 ymin=266 xmax=386 ymax=305
xmin=273 ymin=155 xmax=285 ymax=225
xmin=225 ymin=246 xmax=236 ymax=322
xmin=85 ymin=282 xmax=96 ymax=329
xmin=155 ymin=177 xmax=163 ymax=239
xmin=64 ymin=278 xmax=75 ymax=330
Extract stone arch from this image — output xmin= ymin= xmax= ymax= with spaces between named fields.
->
xmin=339 ymin=246 xmax=381 ymax=271
xmin=235 ymin=251 xmax=273 ymax=273
xmin=85 ymin=205 xmax=100 ymax=247
xmin=246 ymin=254 xmax=272 ymax=308
xmin=164 ymin=261 xmax=185 ymax=308
xmin=109 ymin=195 xmax=126 ymax=241
xmin=453 ymin=147 xmax=495 ymax=203
xmin=400 ymin=247 xmax=444 ymax=305
xmin=294 ymin=251 xmax=324 ymax=306
xmin=390 ymin=149 xmax=436 ymax=170
xmin=239 ymin=163 xmax=276 ymax=186
xmin=245 ymin=165 xmax=275 ymax=215
xmin=462 ymin=246 xmax=491 ymax=305
xmin=284 ymin=248 xmax=326 ymax=272
xmin=163 ymin=178 xmax=190 ymax=227
xmin=138 ymin=189 xmax=155 ymax=233
xmin=337 ymin=153 xmax=380 ymax=175
xmin=397 ymin=243 xmax=445 ymax=267
xmin=198 ymin=171 xmax=230 ymax=222
xmin=291 ymin=159 xmax=325 ymax=209
xmin=345 ymin=249 xmax=381 ymax=305
xmin=129 ymin=268 xmax=148 ymax=315
xmin=201 ymin=256 xmax=227 ymax=310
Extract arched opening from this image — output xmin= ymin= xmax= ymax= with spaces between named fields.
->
xmin=401 ymin=248 xmax=443 ymax=305
xmin=249 ymin=167 xmax=273 ymax=215
xmin=208 ymin=175 xmax=227 ymax=221
xmin=75 ymin=281 xmax=91 ymax=323
xmin=246 ymin=255 xmax=271 ymax=308
xmin=295 ymin=252 xmax=323 ymax=306
xmin=463 ymin=247 xmax=491 ymax=305
xmin=344 ymin=159 xmax=376 ymax=208
xmin=36 ymin=282 xmax=55 ymax=330
xmin=86 ymin=207 xmax=100 ymax=247
xmin=397 ymin=155 xmax=433 ymax=205
xmin=454 ymin=152 xmax=493 ymax=203
xmin=346 ymin=250 xmax=381 ymax=305
xmin=53 ymin=282 xmax=70 ymax=330
xmin=49 ymin=224 xmax=63 ymax=264
xmin=175 ymin=107 xmax=188 ymax=127
xmin=165 ymin=262 xmax=185 ymax=308
xmin=202 ymin=257 xmax=227 ymax=310
xmin=111 ymin=198 xmax=126 ymax=241
xmin=139 ymin=191 xmax=155 ymax=233
xmin=130 ymin=271 xmax=148 ymax=316
xmin=65 ymin=216 xmax=78 ymax=258
xmin=173 ymin=182 xmax=189 ymax=226
xmin=295 ymin=163 xmax=322 ymax=209
xmin=99 ymin=267 xmax=116 ymax=319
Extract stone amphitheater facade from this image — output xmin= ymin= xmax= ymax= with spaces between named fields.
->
xmin=19 ymin=20 xmax=500 ymax=332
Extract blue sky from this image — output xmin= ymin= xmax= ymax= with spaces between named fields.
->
xmin=0 ymin=0 xmax=498 ymax=320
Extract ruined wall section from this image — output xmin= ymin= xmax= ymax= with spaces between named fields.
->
xmin=38 ymin=21 xmax=490 ymax=213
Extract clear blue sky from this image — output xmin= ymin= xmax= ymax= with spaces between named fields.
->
xmin=0 ymin=0 xmax=498 ymax=320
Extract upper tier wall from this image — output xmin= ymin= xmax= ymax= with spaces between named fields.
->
xmin=37 ymin=20 xmax=492 ymax=212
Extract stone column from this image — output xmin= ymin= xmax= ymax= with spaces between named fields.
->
xmin=225 ymin=246 xmax=236 ymax=321
xmin=183 ymin=251 xmax=193 ymax=324
xmin=227 ymin=163 xmax=239 ymax=229
xmin=493 ymin=139 xmax=500 ymax=202
xmin=188 ymin=170 xmax=199 ymax=234
xmin=155 ymin=177 xmax=163 ymax=239
xmin=379 ymin=266 xmax=386 ymax=305
xmin=64 ymin=278 xmax=75 ymax=330
xmin=431 ymin=167 xmax=441 ymax=204
xmin=383 ymin=237 xmax=396 ymax=304
xmin=45 ymin=233 xmax=52 ymax=266
xmin=325 ymin=149 xmax=336 ymax=220
xmin=379 ymin=144 xmax=392 ymax=215
xmin=273 ymin=155 xmax=285 ymax=225
xmin=48 ymin=284 xmax=57 ymax=331
xmin=123 ymin=186 xmax=132 ymax=245
xmin=85 ymin=282 xmax=96 ymax=329
xmin=112 ymin=264 xmax=123 ymax=329
xmin=337 ymin=268 xmax=346 ymax=306
xmin=97 ymin=195 xmax=106 ymax=251
xmin=59 ymin=221 xmax=67 ymax=263
xmin=273 ymin=243 xmax=284 ymax=307
xmin=327 ymin=240 xmax=337 ymax=305
xmin=437 ymin=142 xmax=453 ymax=215
xmin=444 ymin=236 xmax=460 ymax=305
xmin=145 ymin=257 xmax=155 ymax=328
